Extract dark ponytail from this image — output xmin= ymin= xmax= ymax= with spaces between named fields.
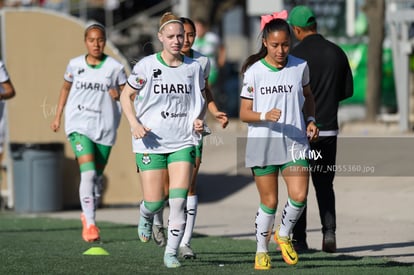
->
xmin=241 ymin=44 xmax=267 ymax=74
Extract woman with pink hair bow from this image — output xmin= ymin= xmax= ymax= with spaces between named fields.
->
xmin=260 ymin=10 xmax=288 ymax=30
xmin=240 ymin=14 xmax=318 ymax=270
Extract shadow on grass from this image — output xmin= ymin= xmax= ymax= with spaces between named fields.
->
xmin=339 ymin=241 xmax=414 ymax=253
xmin=0 ymin=227 xmax=80 ymax=233
xmin=0 ymin=216 xmax=135 ymax=235
xmin=2 ymin=214 xmax=413 ymax=270
xmin=194 ymin=249 xmax=414 ymax=270
xmin=293 ymin=249 xmax=414 ymax=268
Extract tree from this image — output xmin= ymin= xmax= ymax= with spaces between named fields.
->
xmin=363 ymin=0 xmax=385 ymax=122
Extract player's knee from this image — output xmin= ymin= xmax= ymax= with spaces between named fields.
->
xmin=290 ymin=193 xmax=307 ymax=205
xmin=261 ymin=198 xmax=278 ymax=209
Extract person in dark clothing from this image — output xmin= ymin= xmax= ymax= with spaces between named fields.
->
xmin=287 ymin=5 xmax=353 ymax=253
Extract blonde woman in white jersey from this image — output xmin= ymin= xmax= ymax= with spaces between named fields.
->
xmin=239 ymin=16 xmax=318 ymax=270
xmin=50 ymin=23 xmax=127 ymax=243
xmin=120 ymin=12 xmax=205 ymax=268
xmin=151 ymin=16 xmax=229 ymax=259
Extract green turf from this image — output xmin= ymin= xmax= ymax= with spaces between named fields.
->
xmin=0 ymin=213 xmax=412 ymax=274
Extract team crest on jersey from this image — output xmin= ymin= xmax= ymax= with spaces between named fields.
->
xmin=75 ymin=142 xmax=83 ymax=152
xmin=65 ymin=72 xmax=73 ymax=79
xmin=135 ymin=76 xmax=146 ymax=89
xmin=142 ymin=154 xmax=151 ymax=165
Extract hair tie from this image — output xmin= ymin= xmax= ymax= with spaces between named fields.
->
xmin=260 ymin=10 xmax=288 ymax=31
xmin=159 ymin=19 xmax=183 ymax=32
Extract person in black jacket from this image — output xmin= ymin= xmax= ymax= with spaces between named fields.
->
xmin=287 ymin=5 xmax=354 ymax=253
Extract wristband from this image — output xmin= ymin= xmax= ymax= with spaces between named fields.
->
xmin=307 ymin=116 xmax=316 ymax=123
xmin=260 ymin=112 xmax=266 ymax=121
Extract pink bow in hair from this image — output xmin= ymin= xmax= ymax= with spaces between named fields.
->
xmin=260 ymin=10 xmax=288 ymax=30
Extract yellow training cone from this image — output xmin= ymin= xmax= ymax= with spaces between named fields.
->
xmin=83 ymin=247 xmax=110 ymax=256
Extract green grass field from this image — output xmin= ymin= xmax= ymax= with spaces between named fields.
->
xmin=0 ymin=213 xmax=412 ymax=274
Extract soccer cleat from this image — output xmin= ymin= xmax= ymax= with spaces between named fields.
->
xmin=276 ymin=240 xmax=309 ymax=252
xmin=164 ymin=253 xmax=181 ymax=268
xmin=274 ymin=227 xmax=298 ymax=265
xmin=179 ymin=244 xmax=196 ymax=259
xmin=322 ymin=232 xmax=337 ymax=253
xmin=137 ymin=215 xmax=153 ymax=243
xmin=81 ymin=213 xmax=100 ymax=242
xmin=254 ymin=252 xmax=271 ymax=270
xmin=152 ymin=224 xmax=167 ymax=247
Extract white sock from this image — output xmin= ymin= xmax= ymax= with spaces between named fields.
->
xmin=165 ymin=197 xmax=186 ymax=255
xmin=279 ymin=198 xmax=305 ymax=237
xmin=255 ymin=206 xmax=275 ymax=253
xmin=180 ymin=195 xmax=198 ymax=247
xmin=94 ymin=175 xmax=104 ymax=210
xmin=139 ymin=201 xmax=155 ymax=220
xmin=79 ymin=170 xmax=97 ymax=225
xmin=153 ymin=204 xmax=165 ymax=227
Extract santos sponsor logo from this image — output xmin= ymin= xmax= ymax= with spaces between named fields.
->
xmin=77 ymin=104 xmax=101 ymax=114
xmin=161 ymin=111 xmax=187 ymax=119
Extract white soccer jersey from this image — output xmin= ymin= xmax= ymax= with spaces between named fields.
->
xmin=191 ymin=49 xmax=211 ymax=125
xmin=240 ymin=55 xmax=310 ymax=167
xmin=0 ymin=61 xmax=10 ymax=148
xmin=64 ymin=54 xmax=127 ymax=146
xmin=127 ymin=52 xmax=205 ymax=153
xmin=191 ymin=49 xmax=210 ymax=80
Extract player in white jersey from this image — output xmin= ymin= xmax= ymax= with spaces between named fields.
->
xmin=239 ymin=17 xmax=318 ymax=270
xmin=50 ymin=23 xmax=127 ymax=243
xmin=151 ymin=17 xmax=229 ymax=258
xmin=0 ymin=61 xmax=16 ymax=187
xmin=119 ymin=12 xmax=205 ymax=269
